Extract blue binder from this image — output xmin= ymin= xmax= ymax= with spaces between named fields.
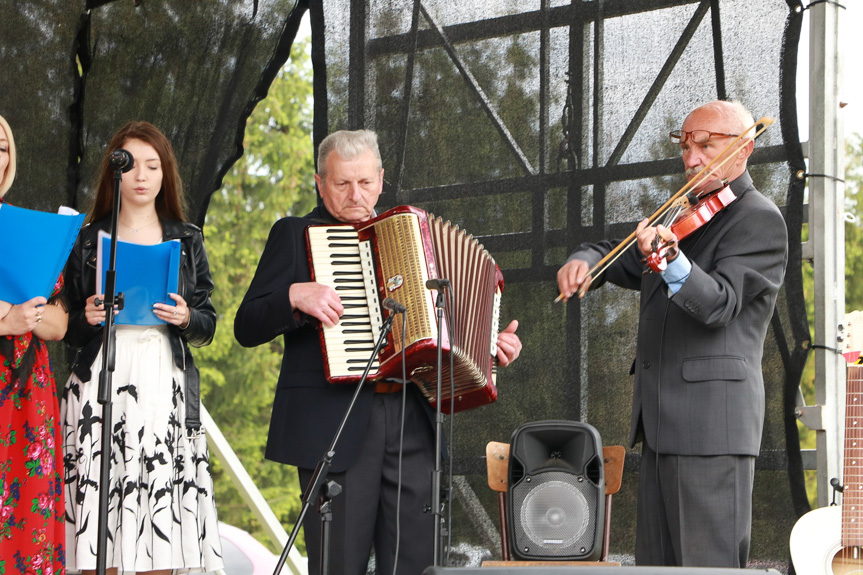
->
xmin=0 ymin=204 xmax=86 ymax=305
xmin=96 ymin=231 xmax=181 ymax=325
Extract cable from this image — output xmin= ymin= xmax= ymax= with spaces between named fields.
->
xmin=391 ymin=311 xmax=408 ymax=575
xmin=804 ymin=0 xmax=846 ymax=10
xmin=795 ymin=169 xmax=845 ymax=184
xmin=445 ymin=287 xmax=455 ymax=564
xmin=806 ymin=342 xmax=843 ymax=354
xmin=651 ymin=295 xmax=672 ymax=563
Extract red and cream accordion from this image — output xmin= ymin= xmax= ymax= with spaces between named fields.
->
xmin=306 ymin=205 xmax=504 ymax=413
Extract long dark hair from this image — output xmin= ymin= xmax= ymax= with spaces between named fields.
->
xmin=87 ymin=121 xmax=188 ymax=224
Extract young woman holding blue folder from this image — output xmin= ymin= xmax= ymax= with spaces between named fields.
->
xmin=0 ymin=114 xmax=68 ymax=575
xmin=63 ymin=121 xmax=223 ymax=574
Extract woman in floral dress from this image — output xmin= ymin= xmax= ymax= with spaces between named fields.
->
xmin=0 ymin=113 xmax=68 ymax=574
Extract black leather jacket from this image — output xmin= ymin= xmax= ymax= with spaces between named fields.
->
xmin=64 ymin=216 xmax=216 ymax=428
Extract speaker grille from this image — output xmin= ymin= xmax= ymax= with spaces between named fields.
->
xmin=511 ymin=470 xmax=599 ymax=558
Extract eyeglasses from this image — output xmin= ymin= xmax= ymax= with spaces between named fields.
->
xmin=669 ymin=130 xmax=739 ymax=144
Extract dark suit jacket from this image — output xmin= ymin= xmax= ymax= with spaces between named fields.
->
xmin=568 ymin=172 xmax=788 ymax=456
xmin=234 ymin=205 xmax=433 ymax=472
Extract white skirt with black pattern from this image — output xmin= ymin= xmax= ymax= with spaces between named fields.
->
xmin=63 ymin=324 xmax=223 ymax=572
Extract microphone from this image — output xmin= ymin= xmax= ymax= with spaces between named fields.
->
xmin=425 ymin=278 xmax=450 ymax=290
xmin=382 ymin=297 xmax=406 ymax=314
xmin=109 ymin=149 xmax=134 ymax=173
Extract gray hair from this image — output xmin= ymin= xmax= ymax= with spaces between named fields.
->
xmin=317 ymin=129 xmax=382 ymax=180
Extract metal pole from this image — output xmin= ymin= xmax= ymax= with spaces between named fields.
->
xmin=807 ymin=0 xmax=846 ymax=507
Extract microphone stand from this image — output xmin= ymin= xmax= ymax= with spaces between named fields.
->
xmin=273 ymin=313 xmax=397 ymax=575
xmin=444 ymin=288 xmax=456 ymax=565
xmin=94 ymin=159 xmax=127 ymax=575
xmin=431 ymin=284 xmax=448 ymax=566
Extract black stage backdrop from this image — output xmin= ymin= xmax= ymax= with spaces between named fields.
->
xmin=0 ymin=0 xmax=810 ymax=569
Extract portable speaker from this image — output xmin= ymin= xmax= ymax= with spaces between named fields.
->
xmin=505 ymin=420 xmax=604 ymax=561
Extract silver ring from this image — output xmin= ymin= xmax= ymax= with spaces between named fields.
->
xmin=173 ymin=309 xmax=179 ymax=316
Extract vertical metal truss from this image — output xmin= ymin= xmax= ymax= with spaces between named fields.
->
xmin=804 ymin=0 xmax=846 ymax=509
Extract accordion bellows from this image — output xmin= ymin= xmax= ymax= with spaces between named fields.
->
xmin=306 ymin=205 xmax=503 ymax=413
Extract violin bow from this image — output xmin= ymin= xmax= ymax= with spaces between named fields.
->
xmin=556 ymin=116 xmax=774 ymax=302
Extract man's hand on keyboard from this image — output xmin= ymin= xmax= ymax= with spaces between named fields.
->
xmin=289 ymin=282 xmax=344 ymax=327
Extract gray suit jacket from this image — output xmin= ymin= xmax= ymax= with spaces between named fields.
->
xmin=568 ymin=171 xmax=788 ymax=456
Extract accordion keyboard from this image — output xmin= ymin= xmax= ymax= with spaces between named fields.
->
xmin=307 ymin=225 xmax=384 ymax=377
xmin=305 ymin=206 xmax=502 ymax=413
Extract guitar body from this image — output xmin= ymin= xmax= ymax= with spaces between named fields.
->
xmin=791 ymin=505 xmax=859 ymax=573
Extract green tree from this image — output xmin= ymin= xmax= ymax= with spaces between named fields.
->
xmin=845 ymin=133 xmax=863 ymax=308
xmin=195 ymin=37 xmax=317 ymax=552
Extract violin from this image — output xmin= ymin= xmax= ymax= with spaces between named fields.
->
xmin=645 ymin=181 xmax=737 ymax=273
xmin=554 ymin=116 xmax=773 ymax=303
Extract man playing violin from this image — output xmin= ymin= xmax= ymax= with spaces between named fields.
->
xmin=557 ymin=100 xmax=788 ymax=567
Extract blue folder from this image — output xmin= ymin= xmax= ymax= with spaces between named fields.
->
xmin=96 ymin=231 xmax=181 ymax=326
xmin=0 ymin=204 xmax=86 ymax=305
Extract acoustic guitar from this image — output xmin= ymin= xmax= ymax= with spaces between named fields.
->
xmin=790 ymin=311 xmax=863 ymax=573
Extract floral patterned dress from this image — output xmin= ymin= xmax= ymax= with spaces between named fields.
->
xmin=0 ymin=277 xmax=65 ymax=575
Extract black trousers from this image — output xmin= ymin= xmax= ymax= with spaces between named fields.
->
xmin=299 ymin=390 xmax=437 ymax=575
xmin=635 ymin=443 xmax=755 ymax=567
